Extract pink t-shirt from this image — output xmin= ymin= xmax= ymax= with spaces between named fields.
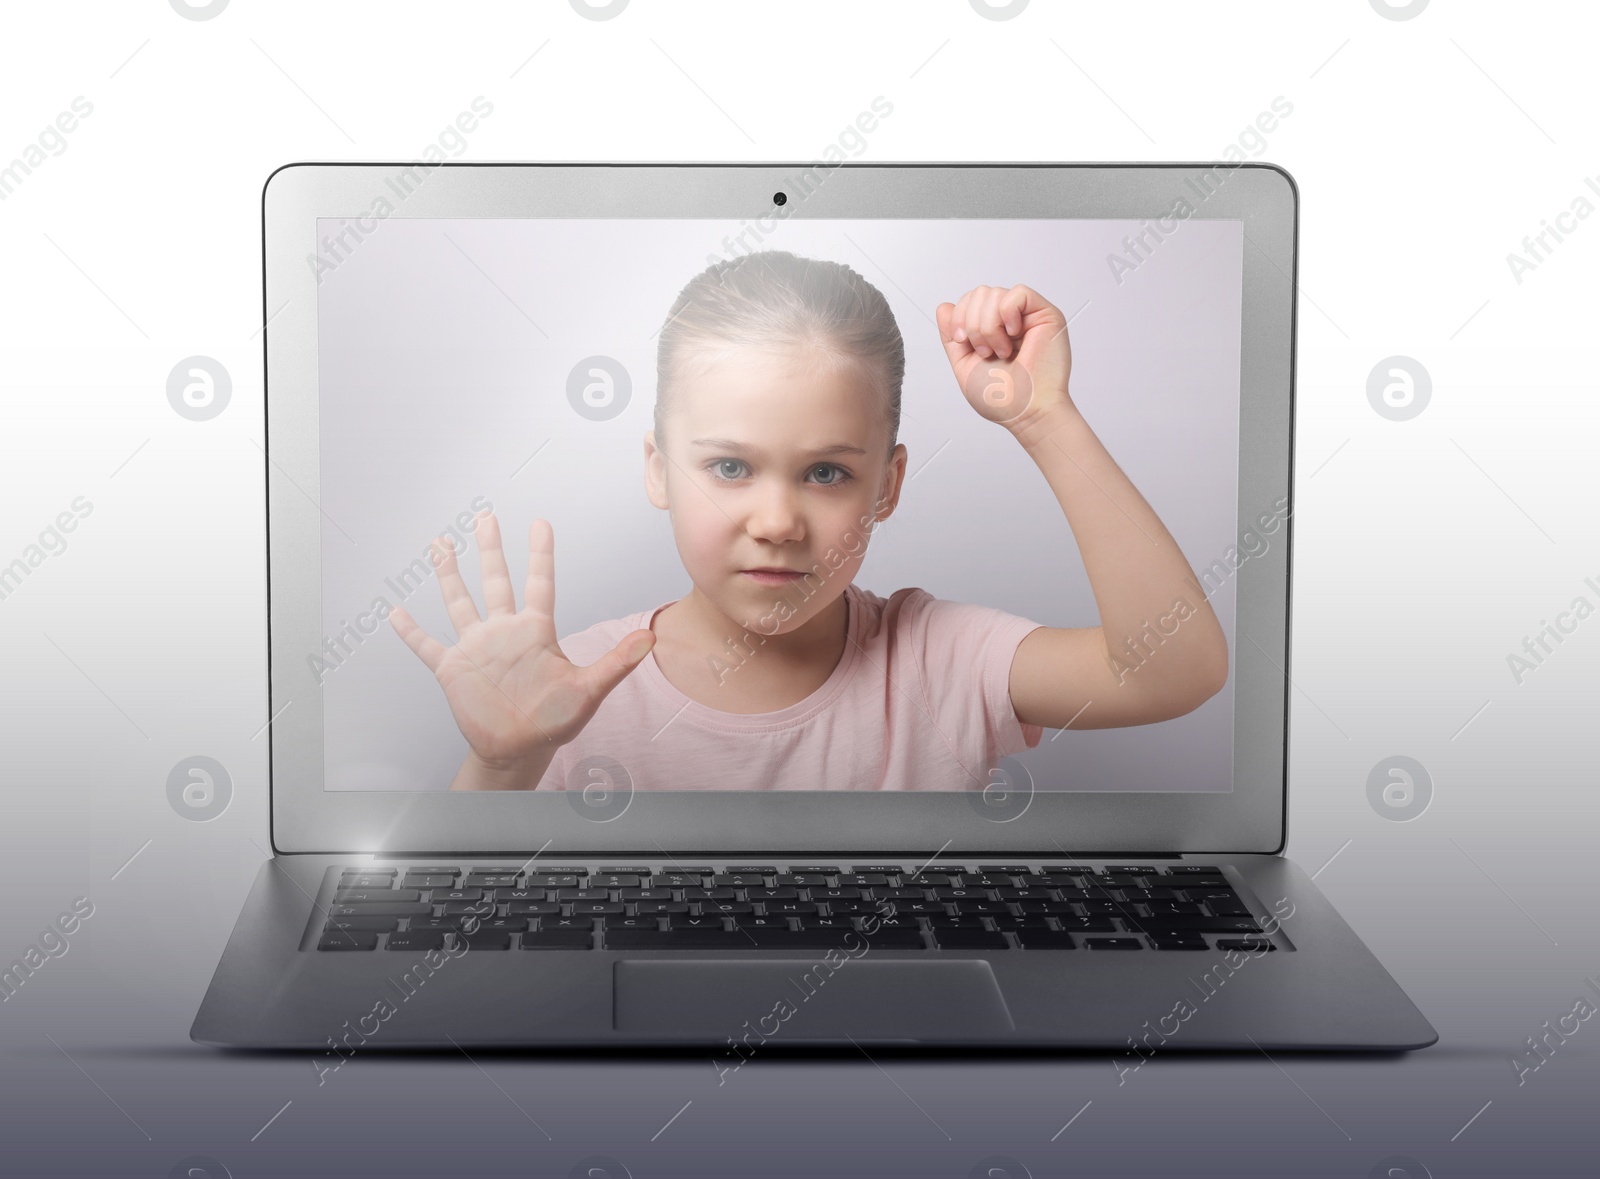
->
xmin=538 ymin=583 xmax=1045 ymax=792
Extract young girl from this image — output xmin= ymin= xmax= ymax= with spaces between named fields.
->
xmin=389 ymin=249 xmax=1228 ymax=792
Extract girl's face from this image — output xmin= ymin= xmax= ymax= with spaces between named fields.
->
xmin=644 ymin=344 xmax=907 ymax=636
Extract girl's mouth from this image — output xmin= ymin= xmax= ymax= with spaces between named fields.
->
xmin=741 ymin=568 xmax=806 ymax=586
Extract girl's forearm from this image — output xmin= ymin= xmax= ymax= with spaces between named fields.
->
xmin=448 ymin=747 xmax=556 ymax=791
xmin=1009 ymin=400 xmax=1229 ymax=701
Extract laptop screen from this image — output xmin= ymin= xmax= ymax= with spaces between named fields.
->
xmin=313 ymin=215 xmax=1252 ymax=796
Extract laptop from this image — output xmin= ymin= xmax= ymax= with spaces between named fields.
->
xmin=191 ymin=161 xmax=1437 ymax=1052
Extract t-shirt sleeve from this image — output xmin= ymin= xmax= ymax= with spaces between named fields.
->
xmin=907 ymin=591 xmax=1046 ymax=760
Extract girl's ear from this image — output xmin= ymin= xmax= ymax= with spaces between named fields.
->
xmin=873 ymin=443 xmax=909 ymax=521
xmin=643 ymin=431 xmax=671 ymax=510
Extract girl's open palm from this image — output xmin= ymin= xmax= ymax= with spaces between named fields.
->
xmin=389 ymin=511 xmax=655 ymax=768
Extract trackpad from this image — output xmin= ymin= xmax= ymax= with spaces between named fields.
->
xmin=613 ymin=959 xmax=1014 ymax=1038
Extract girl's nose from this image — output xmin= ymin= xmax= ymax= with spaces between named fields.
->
xmin=744 ymin=482 xmax=805 ymax=544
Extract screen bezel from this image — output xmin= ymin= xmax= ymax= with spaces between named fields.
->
xmin=263 ymin=161 xmax=1297 ymax=856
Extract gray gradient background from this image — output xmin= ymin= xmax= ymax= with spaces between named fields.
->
xmin=2 ymin=2 xmax=1596 ymax=1177
xmin=316 ymin=215 xmax=1242 ymax=793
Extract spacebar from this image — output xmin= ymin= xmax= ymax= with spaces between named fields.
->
xmin=605 ymin=929 xmax=750 ymax=950
xmin=603 ymin=929 xmax=927 ymax=950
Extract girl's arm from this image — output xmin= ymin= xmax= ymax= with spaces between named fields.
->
xmin=937 ymin=285 xmax=1229 ymax=731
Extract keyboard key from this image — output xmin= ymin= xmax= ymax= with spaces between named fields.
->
xmin=524 ymin=874 xmax=582 ymax=888
xmin=1149 ymin=935 xmax=1210 ymax=951
xmin=1119 ymin=888 xmax=1181 ymax=902
xmin=751 ymin=928 xmax=925 ymax=949
xmin=334 ymin=889 xmax=421 ymax=903
xmin=448 ymin=931 xmax=510 ymax=951
xmin=852 ymin=865 xmax=905 ymax=874
xmin=1145 ymin=901 xmax=1205 ymax=916
xmin=324 ymin=915 xmax=399 ymax=933
xmin=933 ymin=930 xmax=1010 ymax=950
xmin=405 ymin=866 xmax=459 ymax=875
xmin=761 ymin=902 xmax=817 ymax=915
xmin=1217 ymin=938 xmax=1276 ymax=952
xmin=606 ymin=929 xmax=746 ymax=950
xmin=1015 ymin=930 xmax=1079 ymax=949
xmin=385 ymin=931 xmax=445 ymax=951
xmin=695 ymin=902 xmax=753 ymax=915
xmin=634 ymin=902 xmax=689 ymax=915
xmin=812 ymin=888 xmax=863 ymax=900
xmin=1125 ymin=916 xmax=1265 ymax=934
xmin=667 ymin=915 xmax=727 ymax=930
xmin=747 ymin=887 xmax=798 ymax=901
xmin=682 ymin=888 xmax=737 ymax=901
xmin=776 ymin=874 xmax=831 ymax=887
xmin=556 ymin=888 xmax=611 ymax=901
xmin=925 ymin=915 xmax=987 ymax=929
xmin=441 ymin=901 xmax=497 ymax=916
xmin=431 ymin=888 xmax=483 ymax=902
xmin=852 ymin=928 xmax=926 ymax=949
xmin=726 ymin=865 xmax=779 ymax=874
xmin=978 ymin=865 xmax=1026 ymax=874
xmin=597 ymin=866 xmax=652 ymax=875
xmin=1084 ymin=938 xmax=1144 ymax=950
xmin=464 ymin=874 xmax=520 ymax=888
xmin=329 ymin=903 xmax=429 ymax=918
xmin=651 ymin=874 xmax=706 ymax=888
xmin=494 ymin=888 xmax=548 ymax=902
xmin=605 ymin=916 xmax=661 ymax=930
xmin=1075 ymin=901 xmax=1127 ymax=916
xmin=711 ymin=874 xmax=767 ymax=887
xmin=620 ymin=888 xmax=673 ymax=901
xmin=401 ymin=875 xmax=457 ymax=889
xmin=988 ymin=914 xmax=1051 ymax=929
xmin=408 ymin=917 xmax=469 ymax=931
xmin=837 ymin=874 xmax=888 ymax=887
xmin=472 ymin=917 xmax=529 ymax=932
xmin=338 ymin=874 xmax=397 ymax=890
xmin=521 ymin=931 xmax=593 ymax=949
xmin=340 ymin=867 xmax=397 ymax=877
xmin=538 ymin=916 xmax=595 ymax=931
xmin=1168 ymin=865 xmax=1224 ymax=875
xmin=318 ymin=932 xmax=377 ymax=951
xmin=1190 ymin=893 xmax=1251 ymax=916
xmin=568 ymin=902 xmax=625 ymax=916
xmin=591 ymin=874 xmax=642 ymax=888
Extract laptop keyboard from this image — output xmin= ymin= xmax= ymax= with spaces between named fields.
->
xmin=314 ymin=862 xmax=1280 ymax=953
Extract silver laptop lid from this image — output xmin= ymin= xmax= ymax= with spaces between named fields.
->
xmin=262 ymin=162 xmax=1295 ymax=856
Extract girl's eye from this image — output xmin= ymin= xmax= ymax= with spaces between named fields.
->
xmin=706 ymin=459 xmax=852 ymax=485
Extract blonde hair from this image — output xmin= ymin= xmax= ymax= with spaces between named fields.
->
xmin=654 ymin=250 xmax=904 ymax=451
